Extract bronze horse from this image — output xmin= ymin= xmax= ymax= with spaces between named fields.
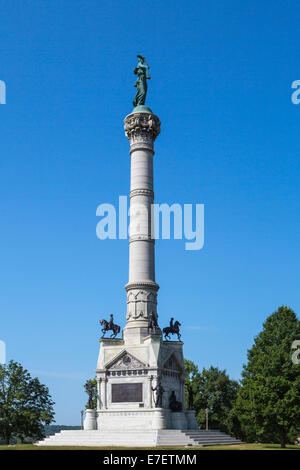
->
xmin=99 ymin=319 xmax=120 ymax=339
xmin=163 ymin=320 xmax=181 ymax=341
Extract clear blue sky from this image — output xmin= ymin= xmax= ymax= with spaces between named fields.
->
xmin=1 ymin=0 xmax=299 ymax=424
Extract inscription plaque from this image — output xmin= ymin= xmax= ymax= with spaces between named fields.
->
xmin=111 ymin=383 xmax=143 ymax=403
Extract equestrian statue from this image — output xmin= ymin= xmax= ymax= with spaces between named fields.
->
xmin=163 ymin=317 xmax=182 ymax=341
xmin=99 ymin=314 xmax=120 ymax=339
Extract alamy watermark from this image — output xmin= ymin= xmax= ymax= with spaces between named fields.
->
xmin=96 ymin=196 xmax=204 ymax=251
xmin=0 ymin=340 xmax=6 ymax=364
xmin=291 ymin=80 xmax=300 ymax=104
xmin=0 ymin=80 xmax=6 ymax=104
xmin=291 ymin=340 xmax=300 ymax=364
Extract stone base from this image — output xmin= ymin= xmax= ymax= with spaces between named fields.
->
xmin=84 ymin=409 xmax=97 ymax=430
xmin=97 ymin=408 xmax=168 ymax=430
xmin=131 ymin=105 xmax=153 ymax=114
xmin=96 ymin=335 xmax=188 ymax=430
xmin=96 ymin=409 xmax=192 ymax=430
xmin=185 ymin=410 xmax=198 ymax=430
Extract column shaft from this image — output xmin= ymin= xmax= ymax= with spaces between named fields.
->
xmin=123 ymin=111 xmax=161 ymax=343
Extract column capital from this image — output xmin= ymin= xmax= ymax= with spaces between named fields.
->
xmin=124 ymin=112 xmax=161 ymax=152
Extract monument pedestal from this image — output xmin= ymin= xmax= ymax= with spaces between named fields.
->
xmin=171 ymin=411 xmax=187 ymax=429
xmin=152 ymin=409 xmax=169 ymax=429
xmin=83 ymin=409 xmax=97 ymax=430
xmin=95 ymin=335 xmax=191 ymax=431
xmin=185 ymin=410 xmax=198 ymax=430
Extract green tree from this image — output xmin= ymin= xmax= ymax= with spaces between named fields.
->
xmin=184 ymin=359 xmax=240 ymax=435
xmin=184 ymin=359 xmax=201 ymax=392
xmin=84 ymin=378 xmax=97 ymax=409
xmin=184 ymin=359 xmax=201 ymax=411
xmin=0 ymin=360 xmax=55 ymax=444
xmin=234 ymin=306 xmax=300 ymax=448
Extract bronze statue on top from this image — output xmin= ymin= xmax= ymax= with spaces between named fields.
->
xmin=133 ymin=55 xmax=151 ymax=107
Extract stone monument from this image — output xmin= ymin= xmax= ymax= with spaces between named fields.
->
xmin=36 ymin=57 xmax=243 ymax=446
xmin=93 ymin=55 xmax=198 ymax=432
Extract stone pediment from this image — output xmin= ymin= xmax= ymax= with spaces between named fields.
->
xmin=162 ymin=352 xmax=183 ymax=371
xmin=105 ymin=350 xmax=147 ymax=371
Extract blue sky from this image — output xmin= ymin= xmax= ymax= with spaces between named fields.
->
xmin=1 ymin=0 xmax=300 ymax=424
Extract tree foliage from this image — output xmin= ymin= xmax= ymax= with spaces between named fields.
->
xmin=0 ymin=360 xmax=55 ymax=444
xmin=234 ymin=306 xmax=300 ymax=448
xmin=184 ymin=359 xmax=240 ymax=435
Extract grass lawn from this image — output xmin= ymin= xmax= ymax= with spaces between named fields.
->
xmin=0 ymin=443 xmax=299 ymax=450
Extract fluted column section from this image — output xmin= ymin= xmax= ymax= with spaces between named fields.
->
xmin=123 ymin=111 xmax=161 ymax=343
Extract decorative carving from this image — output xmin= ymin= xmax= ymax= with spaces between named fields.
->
xmin=129 ymin=235 xmax=155 ymax=243
xmin=124 ymin=113 xmax=161 ymax=143
xmin=107 ymin=369 xmax=148 ymax=377
xmin=108 ymin=352 xmax=147 ymax=371
xmin=130 ymin=188 xmax=154 ymax=199
xmin=163 ymin=354 xmax=181 ymax=371
xmin=125 ymin=281 xmax=159 ymax=291
xmin=126 ymin=286 xmax=158 ymax=321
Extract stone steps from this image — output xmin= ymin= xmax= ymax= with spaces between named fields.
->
xmin=36 ymin=430 xmax=157 ymax=447
xmin=36 ymin=429 xmax=242 ymax=447
xmin=157 ymin=430 xmax=242 ymax=446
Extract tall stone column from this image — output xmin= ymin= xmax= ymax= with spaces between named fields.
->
xmin=123 ymin=110 xmax=161 ymax=343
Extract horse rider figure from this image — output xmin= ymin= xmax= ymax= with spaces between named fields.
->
xmin=108 ymin=314 xmax=114 ymax=330
xmin=162 ymin=317 xmax=182 ymax=341
xmin=99 ymin=314 xmax=121 ymax=339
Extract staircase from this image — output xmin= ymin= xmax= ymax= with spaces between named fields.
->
xmin=36 ymin=430 xmax=157 ymax=447
xmin=36 ymin=429 xmax=242 ymax=447
xmin=157 ymin=430 xmax=242 ymax=446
